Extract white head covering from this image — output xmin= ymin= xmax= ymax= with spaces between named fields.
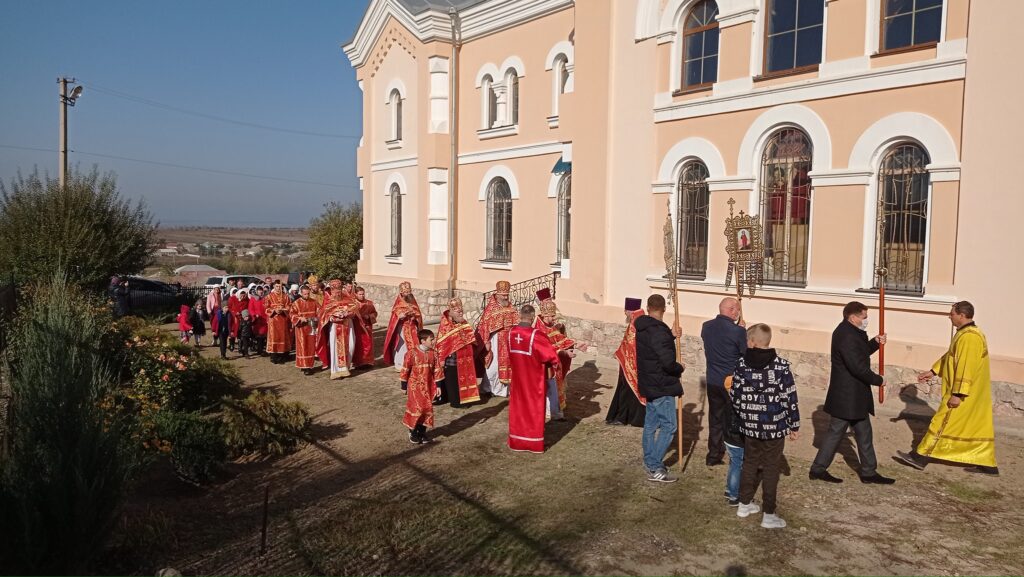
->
xmin=229 ymin=287 xmax=238 ymax=296
xmin=247 ymin=282 xmax=257 ymax=294
xmin=290 ymin=284 xmax=299 ymax=292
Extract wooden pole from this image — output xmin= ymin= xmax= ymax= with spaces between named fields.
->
xmin=877 ymin=269 xmax=887 ymax=404
xmin=259 ymin=485 xmax=269 ymax=556
xmin=674 ymin=284 xmax=683 ymax=471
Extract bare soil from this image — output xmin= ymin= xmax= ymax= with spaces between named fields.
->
xmin=108 ymin=325 xmax=1024 ymax=576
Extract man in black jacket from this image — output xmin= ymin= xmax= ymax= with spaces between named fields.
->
xmin=636 ymin=294 xmax=685 ymax=483
xmin=810 ymin=301 xmax=895 ymax=484
xmin=701 ymin=297 xmax=747 ymax=466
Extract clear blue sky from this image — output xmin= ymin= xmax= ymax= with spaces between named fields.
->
xmin=0 ymin=0 xmax=370 ymax=227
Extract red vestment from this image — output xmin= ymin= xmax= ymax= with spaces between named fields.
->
xmin=352 ymin=298 xmax=378 ymax=367
xmin=248 ymin=297 xmax=267 ymax=337
xmin=316 ymin=291 xmax=360 ymax=379
xmin=507 ymin=324 xmax=559 ymax=453
xmin=614 ymin=309 xmax=646 ymax=405
xmin=229 ymin=295 xmax=249 ymax=338
xmin=289 ymin=297 xmax=320 ymax=369
xmin=401 ymin=346 xmax=443 ymax=429
xmin=436 ymin=310 xmax=481 ymax=404
xmin=264 ymin=291 xmax=293 ymax=353
xmin=534 ymin=317 xmax=576 ymax=411
xmin=477 ymin=296 xmax=518 ymax=383
xmin=383 ymin=294 xmax=422 ymax=366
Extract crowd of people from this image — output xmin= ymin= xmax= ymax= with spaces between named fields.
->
xmin=173 ymin=274 xmax=1000 ymax=531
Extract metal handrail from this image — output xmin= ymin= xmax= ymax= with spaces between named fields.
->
xmin=479 ymin=272 xmax=559 ymax=313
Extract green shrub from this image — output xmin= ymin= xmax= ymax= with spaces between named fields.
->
xmin=222 ymin=390 xmax=311 ymax=458
xmin=153 ymin=410 xmax=226 ymax=485
xmin=0 ymin=274 xmax=143 ymax=574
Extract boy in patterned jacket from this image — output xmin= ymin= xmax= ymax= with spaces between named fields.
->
xmin=731 ymin=323 xmax=801 ymax=529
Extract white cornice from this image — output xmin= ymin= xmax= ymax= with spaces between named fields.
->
xmin=344 ymin=0 xmax=574 ymax=69
xmin=459 ymin=140 xmax=563 ymax=165
xmin=370 ymin=155 xmax=418 ymax=172
xmin=655 ymin=56 xmax=967 ymax=123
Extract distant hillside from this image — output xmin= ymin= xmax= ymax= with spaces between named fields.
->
xmin=157 ymin=227 xmax=309 ymax=245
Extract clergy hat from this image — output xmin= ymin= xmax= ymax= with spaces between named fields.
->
xmin=496 ymin=280 xmax=511 ymax=295
xmin=540 ymin=300 xmax=558 ymax=316
xmin=448 ymin=297 xmax=464 ymax=312
xmin=625 ymin=297 xmax=642 ymax=311
xmin=329 ymin=279 xmax=343 ymax=290
xmin=399 ymin=281 xmax=413 ymax=295
xmin=536 ymin=288 xmax=552 ymax=302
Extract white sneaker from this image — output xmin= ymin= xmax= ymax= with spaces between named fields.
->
xmin=761 ymin=513 xmax=787 ymax=529
xmin=736 ymin=502 xmax=760 ymax=518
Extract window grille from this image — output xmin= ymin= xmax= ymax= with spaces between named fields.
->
xmin=556 ymin=173 xmax=571 ymax=262
xmin=486 ymin=178 xmax=512 ymax=262
xmin=388 ymin=183 xmax=402 ymax=257
xmin=677 ymin=161 xmax=710 ymax=278
xmin=760 ymin=128 xmax=813 ymax=286
xmin=874 ymin=142 xmax=930 ymax=294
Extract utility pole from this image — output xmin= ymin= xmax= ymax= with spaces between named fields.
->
xmin=58 ymin=77 xmax=83 ymax=188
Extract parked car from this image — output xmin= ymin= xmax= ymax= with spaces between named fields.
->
xmin=123 ymin=276 xmax=183 ymax=316
xmin=204 ymin=275 xmax=266 ymax=294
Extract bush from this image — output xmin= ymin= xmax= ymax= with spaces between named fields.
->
xmin=222 ymin=390 xmax=311 ymax=458
xmin=0 ymin=274 xmax=143 ymax=574
xmin=0 ymin=168 xmax=157 ymax=289
xmin=305 ymin=201 xmax=362 ymax=280
xmin=154 ymin=410 xmax=226 ymax=484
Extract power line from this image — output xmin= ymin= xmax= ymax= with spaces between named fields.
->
xmin=0 ymin=143 xmax=358 ymax=190
xmin=79 ymin=80 xmax=361 ymax=139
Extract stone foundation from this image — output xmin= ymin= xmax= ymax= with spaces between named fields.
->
xmin=357 ymin=282 xmax=1024 ymax=418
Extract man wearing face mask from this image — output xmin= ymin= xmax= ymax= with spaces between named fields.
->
xmin=809 ymin=301 xmax=894 ymax=485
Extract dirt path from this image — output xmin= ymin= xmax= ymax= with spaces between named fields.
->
xmin=119 ymin=327 xmax=1024 ymax=576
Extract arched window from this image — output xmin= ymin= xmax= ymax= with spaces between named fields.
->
xmin=556 ymin=172 xmax=571 ymax=262
xmin=553 ymin=54 xmax=569 ymax=116
xmin=482 ymin=75 xmax=497 ymax=129
xmin=682 ymin=0 xmax=720 ymax=89
xmin=875 ymin=142 xmax=930 ymax=294
xmin=765 ymin=0 xmax=825 ymax=74
xmin=677 ymin=161 xmax=710 ymax=278
xmin=505 ymin=68 xmax=519 ymax=126
xmin=760 ymin=128 xmax=813 ymax=286
xmin=881 ymin=0 xmax=943 ymax=52
xmin=486 ymin=178 xmax=513 ymax=262
xmin=388 ymin=183 xmax=402 ymax=257
xmin=389 ymin=89 xmax=403 ymax=141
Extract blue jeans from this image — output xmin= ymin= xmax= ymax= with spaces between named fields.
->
xmin=725 ymin=443 xmax=745 ymax=499
xmin=642 ymin=396 xmax=678 ymax=472
xmin=546 ymin=378 xmax=563 ymax=419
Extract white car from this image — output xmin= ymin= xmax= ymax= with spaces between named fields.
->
xmin=203 ymin=275 xmax=268 ymax=295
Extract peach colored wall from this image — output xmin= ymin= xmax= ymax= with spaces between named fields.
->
xmin=955 ymin=0 xmax=1024 ymax=365
xmin=455 ymin=8 xmax=574 ymax=154
xmin=825 ymin=0 xmax=868 ymax=62
xmin=718 ymin=22 xmax=752 ymax=82
xmin=805 ymin=185 xmax=866 ymax=288
xmin=369 ymin=18 xmax=419 ymax=163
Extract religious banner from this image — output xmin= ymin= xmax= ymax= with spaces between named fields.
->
xmin=724 ymin=197 xmax=765 ymax=302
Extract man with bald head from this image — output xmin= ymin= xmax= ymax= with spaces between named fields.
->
xmin=701 ymin=297 xmax=747 ymax=467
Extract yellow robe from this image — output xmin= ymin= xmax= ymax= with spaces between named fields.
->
xmin=917 ymin=324 xmax=997 ymax=467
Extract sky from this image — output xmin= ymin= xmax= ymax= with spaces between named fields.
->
xmin=0 ymin=0 xmax=371 ymax=227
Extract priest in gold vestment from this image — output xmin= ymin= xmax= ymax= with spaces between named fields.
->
xmin=895 ymin=301 xmax=998 ymax=475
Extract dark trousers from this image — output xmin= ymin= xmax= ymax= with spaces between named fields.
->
xmin=706 ymin=384 xmax=729 ymax=461
xmin=443 ymin=365 xmax=463 ymax=408
xmin=738 ymin=436 xmax=785 ymax=514
xmin=811 ymin=415 xmax=877 ymax=477
xmin=239 ymin=336 xmax=251 ymax=357
xmin=218 ymin=334 xmax=229 ymax=358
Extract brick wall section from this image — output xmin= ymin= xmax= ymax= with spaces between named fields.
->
xmin=357 ymin=283 xmax=1023 ymax=417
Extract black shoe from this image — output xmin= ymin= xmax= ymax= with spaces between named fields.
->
xmin=965 ymin=465 xmax=1000 ymax=476
xmin=606 ymin=420 xmax=625 ymax=426
xmin=409 ymin=432 xmax=422 ymax=444
xmin=706 ymin=458 xmax=724 ymax=467
xmin=727 ymin=498 xmax=740 ymax=507
xmin=809 ymin=470 xmax=844 ymax=483
xmin=860 ymin=473 xmax=896 ymax=485
xmin=893 ymin=450 xmax=929 ymax=470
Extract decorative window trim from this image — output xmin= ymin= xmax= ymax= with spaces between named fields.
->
xmin=384 ymin=255 xmax=404 ymax=264
xmin=737 ymin=104 xmax=832 ymax=184
xmin=480 ymin=260 xmax=514 ymax=271
xmin=385 ymin=138 xmax=404 ymax=150
xmin=477 ymin=165 xmax=521 ymax=200
xmin=477 ymin=124 xmax=519 ymax=140
xmin=547 ymin=115 xmax=560 ymax=128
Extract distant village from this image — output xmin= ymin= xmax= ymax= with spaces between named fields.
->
xmin=147 ymin=238 xmax=308 ymax=285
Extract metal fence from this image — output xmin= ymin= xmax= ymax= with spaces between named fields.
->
xmin=124 ymin=284 xmax=209 ymax=319
xmin=480 ymin=272 xmax=559 ymax=311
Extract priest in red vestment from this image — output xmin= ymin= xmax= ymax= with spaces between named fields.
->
xmin=265 ymin=282 xmax=293 ymax=364
xmin=533 ymin=288 xmax=580 ymax=420
xmin=401 ymin=329 xmax=445 ymax=444
xmin=352 ymin=286 xmax=378 ymax=368
xmin=476 ymin=280 xmax=518 ymax=397
xmin=289 ymin=285 xmax=320 ymax=375
xmin=606 ymin=297 xmax=647 ymax=427
xmin=383 ymin=281 xmax=422 ymax=372
xmin=316 ymin=279 xmax=360 ymax=379
xmin=508 ymin=305 xmax=560 ymax=454
xmin=435 ymin=297 xmax=482 ymax=408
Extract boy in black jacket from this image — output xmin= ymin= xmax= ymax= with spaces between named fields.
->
xmin=238 ymin=309 xmax=254 ymax=357
xmin=731 ymin=323 xmax=800 ymax=529
xmin=636 ymin=294 xmax=685 ymax=483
